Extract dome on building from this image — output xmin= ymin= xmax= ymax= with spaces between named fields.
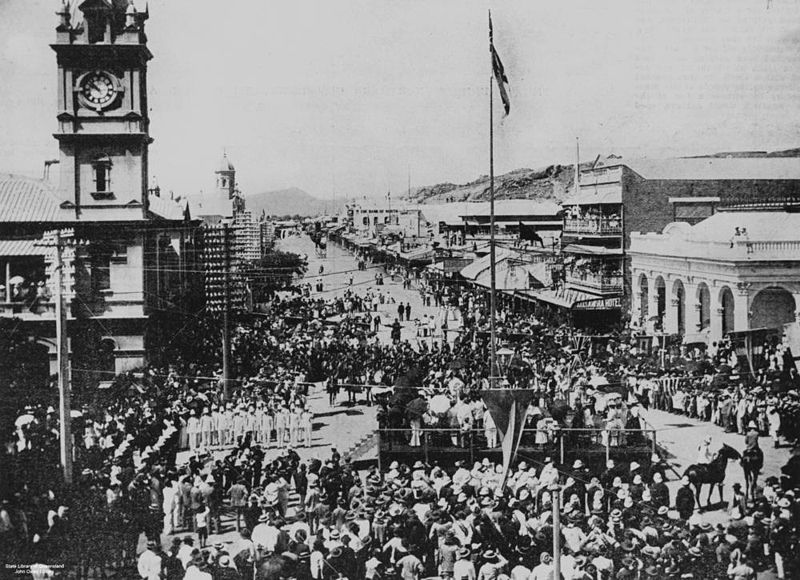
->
xmin=217 ymin=154 xmax=235 ymax=173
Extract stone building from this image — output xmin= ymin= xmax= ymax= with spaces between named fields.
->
xmin=630 ymin=209 xmax=800 ymax=347
xmin=0 ymin=1 xmax=197 ymax=383
xmin=547 ymin=155 xmax=800 ymax=328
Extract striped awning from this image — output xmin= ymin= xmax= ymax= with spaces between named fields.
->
xmin=531 ymin=287 xmax=621 ymax=310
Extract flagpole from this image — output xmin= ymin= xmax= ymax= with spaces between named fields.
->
xmin=489 ymin=11 xmax=498 ymax=390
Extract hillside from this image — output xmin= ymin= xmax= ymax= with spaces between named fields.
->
xmin=404 ymin=165 xmax=577 ymax=205
xmin=244 ymin=187 xmax=346 ymax=218
xmin=404 ymin=147 xmax=800 ymax=205
xmin=244 ymin=147 xmax=800 ymax=216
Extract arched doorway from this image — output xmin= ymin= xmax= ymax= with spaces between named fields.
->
xmin=672 ymin=279 xmax=686 ymax=335
xmin=719 ymin=286 xmax=735 ymax=336
xmin=751 ymin=287 xmax=796 ymax=329
xmin=638 ymin=273 xmax=649 ymax=325
xmin=654 ymin=276 xmax=666 ymax=330
xmin=697 ymin=282 xmax=711 ymax=331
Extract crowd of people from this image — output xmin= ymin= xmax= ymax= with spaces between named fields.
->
xmin=132 ymin=449 xmax=800 ymax=580
xmin=3 ymin=234 xmax=800 ymax=579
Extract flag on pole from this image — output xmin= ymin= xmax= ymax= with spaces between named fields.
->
xmin=489 ymin=13 xmax=511 ymax=116
xmin=481 ymin=389 xmax=537 ymax=488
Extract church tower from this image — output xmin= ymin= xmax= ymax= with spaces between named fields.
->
xmin=52 ymin=0 xmax=152 ymax=219
xmin=215 ymin=153 xmax=236 ymax=200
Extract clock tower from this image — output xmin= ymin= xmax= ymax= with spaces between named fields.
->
xmin=52 ymin=0 xmax=151 ymax=219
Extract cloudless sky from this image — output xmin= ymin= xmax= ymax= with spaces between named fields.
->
xmin=1 ymin=0 xmax=799 ymax=200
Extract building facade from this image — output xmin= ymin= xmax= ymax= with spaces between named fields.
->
xmin=551 ymin=156 xmax=800 ymax=327
xmin=0 ymin=1 xmax=196 ymax=383
xmin=630 ymin=210 xmax=800 ymax=347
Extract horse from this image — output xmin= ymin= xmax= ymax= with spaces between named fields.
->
xmin=741 ymin=445 xmax=764 ymax=502
xmin=683 ymin=443 xmax=741 ymax=509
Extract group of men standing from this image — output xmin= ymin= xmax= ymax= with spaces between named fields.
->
xmin=185 ymin=403 xmax=314 ymax=451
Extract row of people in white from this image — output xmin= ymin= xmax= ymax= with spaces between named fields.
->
xmin=184 ymin=405 xmax=313 ymax=450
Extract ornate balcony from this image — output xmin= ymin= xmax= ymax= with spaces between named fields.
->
xmin=563 ymin=218 xmax=622 ymax=236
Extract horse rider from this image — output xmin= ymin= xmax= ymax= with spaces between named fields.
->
xmin=744 ymin=420 xmax=760 ymax=452
xmin=743 ymin=420 xmax=764 ymax=470
xmin=696 ymin=435 xmax=717 ymax=464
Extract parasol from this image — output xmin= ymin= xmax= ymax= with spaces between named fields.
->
xmin=428 ymin=394 xmax=451 ymax=415
xmin=15 ymin=414 xmax=35 ymax=428
xmin=9 ymin=275 xmax=25 ymax=285
xmin=589 ymin=375 xmax=609 ymax=387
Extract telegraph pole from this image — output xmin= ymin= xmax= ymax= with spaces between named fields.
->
xmin=551 ymin=484 xmax=561 ymax=579
xmin=221 ymin=224 xmax=232 ymax=401
xmin=54 ymin=230 xmax=73 ymax=484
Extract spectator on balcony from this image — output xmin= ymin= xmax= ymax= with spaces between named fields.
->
xmin=28 ymin=281 xmax=51 ymax=313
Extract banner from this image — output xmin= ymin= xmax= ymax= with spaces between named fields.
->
xmin=481 ymin=389 xmax=537 ymax=488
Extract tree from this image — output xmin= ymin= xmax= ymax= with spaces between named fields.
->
xmin=241 ymin=251 xmax=307 ymax=301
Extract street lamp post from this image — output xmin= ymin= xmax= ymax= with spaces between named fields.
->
xmin=495 ymin=346 xmax=516 ymax=385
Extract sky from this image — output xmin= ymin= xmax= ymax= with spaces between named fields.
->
xmin=1 ymin=0 xmax=800 ymax=201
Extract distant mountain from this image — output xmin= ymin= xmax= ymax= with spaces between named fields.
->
xmin=244 ymin=187 xmax=345 ymax=218
xmin=689 ymin=147 xmax=800 ymax=158
xmin=244 ymin=147 xmax=800 ymax=215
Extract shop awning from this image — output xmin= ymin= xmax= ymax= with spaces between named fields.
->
xmin=563 ymin=244 xmax=624 ymax=256
xmin=530 ymin=288 xmax=622 ymax=310
xmin=519 ymin=221 xmax=561 ymax=227
xmin=400 ymin=248 xmax=435 ymax=263
xmin=0 ymin=239 xmax=47 ymax=257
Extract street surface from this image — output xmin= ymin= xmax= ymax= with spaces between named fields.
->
xmin=158 ymin=235 xmax=787 ymax=579
xmin=280 ymin=233 xmax=461 ymax=346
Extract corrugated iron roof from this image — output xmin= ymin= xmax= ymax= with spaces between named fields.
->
xmin=460 ymin=200 xmax=562 ymax=217
xmin=148 ymin=194 xmax=187 ymax=221
xmin=0 ymin=239 xmax=48 ymax=257
xmin=0 ymin=174 xmax=74 ymax=223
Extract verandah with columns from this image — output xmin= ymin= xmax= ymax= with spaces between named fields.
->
xmin=630 ymin=262 xmax=800 ymax=347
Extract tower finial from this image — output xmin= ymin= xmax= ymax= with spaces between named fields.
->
xmin=57 ymin=0 xmax=72 ymax=28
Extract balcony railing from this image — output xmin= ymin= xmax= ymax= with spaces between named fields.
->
xmin=377 ymin=427 xmax=656 ymax=465
xmin=563 ymin=218 xmax=622 ymax=235
xmin=566 ymin=273 xmax=624 ymax=294
xmin=630 ymin=235 xmax=800 ymax=261
xmin=0 ymin=300 xmax=56 ymax=320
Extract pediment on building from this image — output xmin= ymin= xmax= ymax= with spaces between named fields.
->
xmin=60 ymin=200 xmax=76 ymax=209
xmin=57 ymin=112 xmax=75 ymax=122
xmin=125 ymin=199 xmax=143 ymax=207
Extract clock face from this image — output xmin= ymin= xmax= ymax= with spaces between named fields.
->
xmin=80 ymin=72 xmax=117 ymax=109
